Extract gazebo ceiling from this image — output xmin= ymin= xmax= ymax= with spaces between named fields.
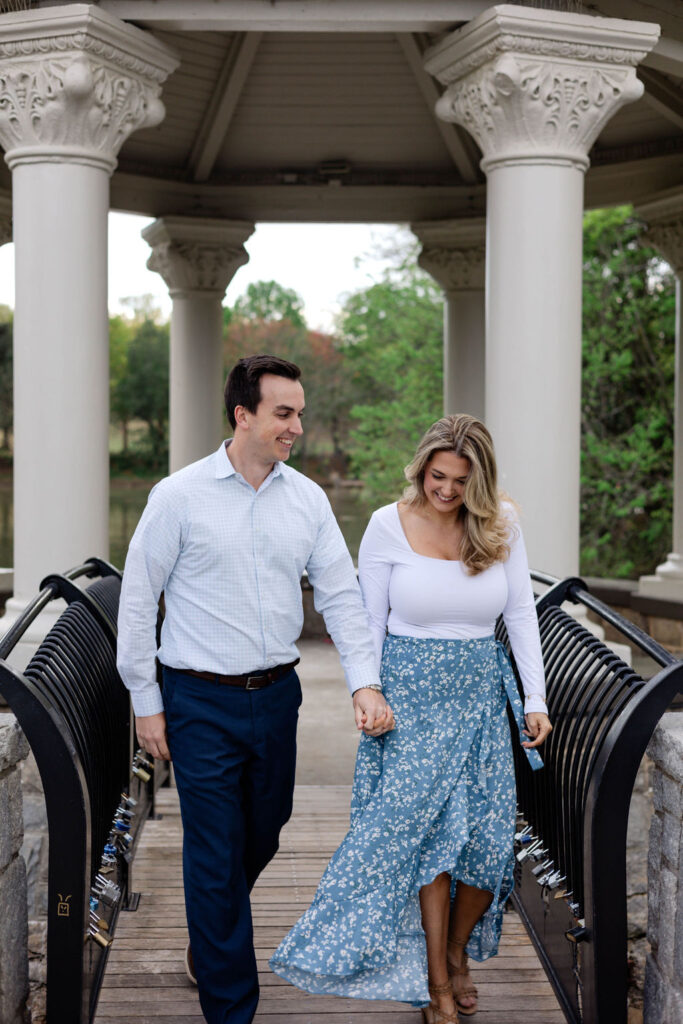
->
xmin=11 ymin=0 xmax=683 ymax=221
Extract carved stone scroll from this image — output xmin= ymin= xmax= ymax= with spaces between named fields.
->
xmin=0 ymin=6 xmax=178 ymax=171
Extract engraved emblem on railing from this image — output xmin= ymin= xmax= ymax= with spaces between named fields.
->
xmin=57 ymin=893 xmax=71 ymax=917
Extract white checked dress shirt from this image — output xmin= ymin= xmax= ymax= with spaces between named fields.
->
xmin=117 ymin=441 xmax=380 ymax=717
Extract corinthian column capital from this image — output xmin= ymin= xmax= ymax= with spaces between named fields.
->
xmin=143 ymin=217 xmax=256 ymax=298
xmin=636 ymin=191 xmax=683 ymax=277
xmin=0 ymin=4 xmax=179 ymax=173
xmin=425 ymin=5 xmax=659 ymax=173
xmin=412 ymin=218 xmax=485 ymax=291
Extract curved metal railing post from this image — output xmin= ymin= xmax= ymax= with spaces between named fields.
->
xmin=503 ymin=570 xmax=682 ymax=1024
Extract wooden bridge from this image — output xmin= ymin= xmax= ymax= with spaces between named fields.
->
xmin=94 ymin=783 xmax=564 ymax=1023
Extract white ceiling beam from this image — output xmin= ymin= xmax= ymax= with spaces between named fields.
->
xmin=188 ymin=32 xmax=262 ymax=183
xmin=396 ymin=33 xmax=479 ymax=185
xmin=91 ymin=1 xmax=489 ymax=32
xmin=639 ymin=67 xmax=683 ymax=132
xmin=643 ymin=37 xmax=683 ymax=78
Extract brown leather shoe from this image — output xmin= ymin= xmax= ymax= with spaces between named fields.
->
xmin=184 ymin=942 xmax=197 ymax=986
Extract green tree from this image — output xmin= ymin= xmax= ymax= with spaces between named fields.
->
xmin=581 ymin=206 xmax=675 ymax=577
xmin=109 ymin=314 xmax=135 ymax=451
xmin=0 ymin=314 xmax=11 ymax=452
xmin=339 ymin=262 xmax=444 ymax=505
xmin=224 ymin=283 xmax=353 ymax=472
xmin=225 ymin=280 xmax=306 ymax=328
xmin=0 ymin=301 xmax=11 ymax=450
xmin=125 ymin=318 xmax=170 ymax=462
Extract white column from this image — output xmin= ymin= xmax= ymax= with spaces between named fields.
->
xmin=412 ymin=218 xmax=485 ymax=420
xmin=636 ymin=195 xmax=683 ymax=600
xmin=142 ymin=217 xmax=255 ymax=472
xmin=425 ymin=5 xmax=659 ymax=577
xmin=0 ymin=5 xmax=177 ymax=656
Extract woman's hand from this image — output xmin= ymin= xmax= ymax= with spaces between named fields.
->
xmin=523 ymin=712 xmax=552 ymax=749
xmin=352 ymin=688 xmax=395 ymax=736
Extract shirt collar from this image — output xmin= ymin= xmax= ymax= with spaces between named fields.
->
xmin=214 ymin=440 xmax=284 ymax=484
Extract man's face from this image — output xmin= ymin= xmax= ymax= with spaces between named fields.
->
xmin=240 ymin=373 xmax=305 ymax=464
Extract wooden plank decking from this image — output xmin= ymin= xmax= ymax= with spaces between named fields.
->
xmin=95 ymin=785 xmax=564 ymax=1023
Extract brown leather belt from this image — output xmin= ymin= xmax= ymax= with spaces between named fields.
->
xmin=178 ymin=659 xmax=300 ymax=691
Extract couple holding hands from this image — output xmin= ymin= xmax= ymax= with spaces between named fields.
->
xmin=117 ymin=354 xmax=551 ymax=1024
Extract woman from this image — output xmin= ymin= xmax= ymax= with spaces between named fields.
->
xmin=270 ymin=415 xmax=551 ymax=1022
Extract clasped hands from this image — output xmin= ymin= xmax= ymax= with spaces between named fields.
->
xmin=353 ymin=687 xmax=395 ymax=736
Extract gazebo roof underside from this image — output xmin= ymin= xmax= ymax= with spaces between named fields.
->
xmin=6 ymin=0 xmax=683 ymax=222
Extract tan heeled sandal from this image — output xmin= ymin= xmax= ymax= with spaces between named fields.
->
xmin=422 ymin=979 xmax=460 ymax=1023
xmin=447 ymin=942 xmax=478 ymax=1016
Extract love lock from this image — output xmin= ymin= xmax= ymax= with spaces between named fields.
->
xmin=92 ymin=875 xmax=121 ymax=908
xmin=532 ymin=858 xmax=553 ymax=878
xmin=516 ymin=839 xmax=542 ymax=863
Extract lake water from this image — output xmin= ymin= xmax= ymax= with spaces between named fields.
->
xmin=0 ymin=476 xmax=371 ymax=572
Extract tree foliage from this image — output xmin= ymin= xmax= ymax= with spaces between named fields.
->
xmin=338 ymin=261 xmax=444 ymax=506
xmin=580 ymin=206 xmax=675 ymax=577
xmin=224 ymin=282 xmax=351 ymax=470
xmin=124 ymin=318 xmax=170 ymax=461
xmin=109 ymin=299 xmax=170 ymax=468
xmin=0 ymin=305 xmax=12 ymax=452
xmin=225 ymin=280 xmax=306 ymax=328
xmin=109 ymin=314 xmax=136 ymax=451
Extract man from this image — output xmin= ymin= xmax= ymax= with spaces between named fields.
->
xmin=116 ymin=354 xmax=394 ymax=1024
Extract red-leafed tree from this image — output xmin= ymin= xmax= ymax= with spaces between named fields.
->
xmin=223 ymin=282 xmax=352 ymax=473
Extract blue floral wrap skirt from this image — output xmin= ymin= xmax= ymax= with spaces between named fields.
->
xmin=269 ymin=634 xmax=541 ymax=1007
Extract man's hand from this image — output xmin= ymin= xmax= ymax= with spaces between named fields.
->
xmin=135 ymin=711 xmax=172 ymax=761
xmin=523 ymin=712 xmax=552 ymax=749
xmin=352 ymin=688 xmax=395 ymax=737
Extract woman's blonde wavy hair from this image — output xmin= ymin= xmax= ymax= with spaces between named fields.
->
xmin=403 ymin=414 xmax=512 ymax=575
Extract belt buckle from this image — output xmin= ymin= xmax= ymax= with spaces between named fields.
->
xmin=245 ymin=674 xmax=265 ymax=690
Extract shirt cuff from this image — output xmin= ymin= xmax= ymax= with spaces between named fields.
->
xmin=130 ymin=684 xmax=165 ymax=718
xmin=345 ymin=662 xmax=382 ymax=696
xmin=524 ymin=694 xmax=548 ymax=715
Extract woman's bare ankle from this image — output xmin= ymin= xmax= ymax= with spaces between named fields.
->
xmin=446 ymin=938 xmax=467 ymax=969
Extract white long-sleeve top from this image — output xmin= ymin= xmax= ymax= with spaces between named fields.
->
xmin=358 ymin=501 xmax=547 ymax=714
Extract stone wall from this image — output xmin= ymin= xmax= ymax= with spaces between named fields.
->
xmin=628 ymin=754 xmax=654 ymax=1019
xmin=21 ymin=752 xmax=47 ymax=1024
xmin=0 ymin=710 xmax=29 ymax=1024
xmin=645 ymin=713 xmax=683 ymax=1024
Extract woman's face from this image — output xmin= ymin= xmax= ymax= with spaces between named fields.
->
xmin=423 ymin=451 xmax=471 ymax=517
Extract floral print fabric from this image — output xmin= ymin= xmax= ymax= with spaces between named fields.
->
xmin=269 ymin=634 xmax=526 ymax=1007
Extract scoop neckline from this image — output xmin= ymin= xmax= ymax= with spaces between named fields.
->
xmin=393 ymin=501 xmax=462 ymax=563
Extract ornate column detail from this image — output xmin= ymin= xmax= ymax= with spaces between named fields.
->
xmin=0 ymin=5 xmax=179 ymax=172
xmin=412 ymin=218 xmax=486 ymax=420
xmin=143 ymin=217 xmax=255 ymax=472
xmin=636 ymin=190 xmax=683 ymax=599
xmin=642 ymin=216 xmax=683 ymax=277
xmin=413 ymin=218 xmax=485 ymax=292
xmin=422 ymin=6 xmax=659 ymax=577
xmin=424 ymin=5 xmax=659 ymax=173
xmin=0 ymin=5 xmax=177 ymax=632
xmin=143 ymin=217 xmax=254 ymax=298
xmin=0 ymin=192 xmax=10 ymax=245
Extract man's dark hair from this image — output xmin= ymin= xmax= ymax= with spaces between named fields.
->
xmin=224 ymin=354 xmax=302 ymax=428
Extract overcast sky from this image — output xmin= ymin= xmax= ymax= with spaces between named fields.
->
xmin=0 ymin=212 xmax=406 ymax=331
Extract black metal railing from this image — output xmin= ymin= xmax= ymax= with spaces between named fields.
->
xmin=0 ymin=559 xmax=168 ymax=1023
xmin=496 ymin=573 xmax=683 ymax=1024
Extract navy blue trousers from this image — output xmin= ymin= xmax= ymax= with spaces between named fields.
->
xmin=162 ymin=666 xmax=302 ymax=1024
